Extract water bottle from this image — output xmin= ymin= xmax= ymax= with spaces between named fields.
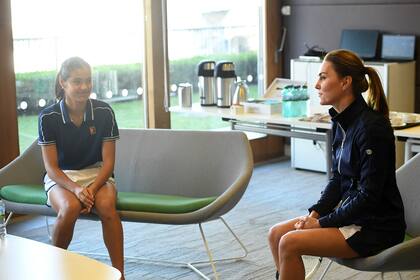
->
xmin=0 ymin=199 xmax=6 ymax=238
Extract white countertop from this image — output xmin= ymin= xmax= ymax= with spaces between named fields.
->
xmin=171 ymin=103 xmax=420 ymax=140
xmin=170 ymin=103 xmax=332 ymax=130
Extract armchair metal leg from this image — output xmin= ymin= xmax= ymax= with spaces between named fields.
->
xmin=198 ymin=222 xmax=219 ymax=280
xmin=49 ymin=216 xmax=247 ymax=280
xmin=317 ymin=259 xmax=332 ymax=280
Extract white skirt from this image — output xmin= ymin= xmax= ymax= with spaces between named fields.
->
xmin=44 ymin=162 xmax=115 ymax=206
xmin=339 ymin=224 xmax=362 ymax=239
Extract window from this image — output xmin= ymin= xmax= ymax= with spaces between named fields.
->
xmin=167 ymin=0 xmax=264 ymax=129
xmin=11 ymin=0 xmax=145 ymax=151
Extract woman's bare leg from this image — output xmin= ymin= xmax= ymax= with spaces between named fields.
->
xmin=278 ymin=228 xmax=359 ymax=280
xmin=49 ymin=186 xmax=82 ymax=249
xmin=268 ymin=218 xmax=301 ymax=272
xmin=94 ymin=183 xmax=124 ymax=278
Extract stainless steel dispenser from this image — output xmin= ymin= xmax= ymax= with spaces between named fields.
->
xmin=215 ymin=61 xmax=236 ymax=108
xmin=197 ymin=61 xmax=216 ymax=106
xmin=232 ymin=80 xmax=249 ymax=105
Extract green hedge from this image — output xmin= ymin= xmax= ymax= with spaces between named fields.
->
xmin=16 ymin=51 xmax=257 ymax=113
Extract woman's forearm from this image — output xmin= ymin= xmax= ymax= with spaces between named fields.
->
xmin=46 ymin=166 xmax=81 ymax=194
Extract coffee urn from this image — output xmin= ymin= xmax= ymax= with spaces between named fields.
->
xmin=197 ymin=61 xmax=216 ymax=106
xmin=215 ymin=61 xmax=236 ymax=108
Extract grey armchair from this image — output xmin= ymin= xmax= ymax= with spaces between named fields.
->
xmin=318 ymin=152 xmax=420 ymax=279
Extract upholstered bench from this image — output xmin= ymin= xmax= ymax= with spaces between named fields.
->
xmin=0 ymin=129 xmax=253 ymax=279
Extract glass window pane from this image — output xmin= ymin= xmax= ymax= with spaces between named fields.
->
xmin=11 ymin=0 xmax=145 ymax=152
xmin=167 ymin=0 xmax=263 ymax=129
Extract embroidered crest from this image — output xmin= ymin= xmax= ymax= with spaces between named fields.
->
xmin=89 ymin=126 xmax=96 ymax=135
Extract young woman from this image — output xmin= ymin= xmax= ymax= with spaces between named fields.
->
xmin=268 ymin=49 xmax=406 ymax=280
xmin=38 ymin=57 xmax=124 ymax=278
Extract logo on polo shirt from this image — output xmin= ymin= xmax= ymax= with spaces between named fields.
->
xmin=89 ymin=126 xmax=96 ymax=135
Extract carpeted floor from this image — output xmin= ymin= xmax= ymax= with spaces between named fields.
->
xmin=7 ymin=160 xmax=420 ymax=280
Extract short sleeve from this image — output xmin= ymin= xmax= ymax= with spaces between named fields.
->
xmin=102 ymin=106 xmax=119 ymax=142
xmin=38 ymin=112 xmax=57 ymax=145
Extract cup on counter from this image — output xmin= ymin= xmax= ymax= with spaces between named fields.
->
xmin=178 ymin=83 xmax=192 ymax=107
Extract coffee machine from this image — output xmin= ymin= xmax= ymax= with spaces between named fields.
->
xmin=215 ymin=61 xmax=236 ymax=108
xmin=197 ymin=61 xmax=216 ymax=106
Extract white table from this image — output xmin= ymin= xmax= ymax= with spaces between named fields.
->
xmin=0 ymin=235 xmax=121 ymax=280
xmin=171 ymin=104 xmax=420 ymax=175
xmin=171 ymin=103 xmax=333 ymax=178
xmin=394 ymin=126 xmax=420 ymax=162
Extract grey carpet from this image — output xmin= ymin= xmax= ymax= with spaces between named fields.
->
xmin=7 ymin=160 xmax=420 ymax=280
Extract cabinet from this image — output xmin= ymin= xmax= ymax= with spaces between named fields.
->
xmin=290 ymin=59 xmax=416 ymax=172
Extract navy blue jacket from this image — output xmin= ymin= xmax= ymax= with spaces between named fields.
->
xmin=309 ymin=95 xmax=406 ymax=232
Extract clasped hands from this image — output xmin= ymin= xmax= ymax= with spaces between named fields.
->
xmin=294 ymin=215 xmax=321 ymax=230
xmin=74 ymin=186 xmax=97 ymax=214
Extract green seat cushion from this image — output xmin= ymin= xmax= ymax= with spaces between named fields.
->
xmin=404 ymin=233 xmax=413 ymax=242
xmin=0 ymin=184 xmax=217 ymax=214
xmin=0 ymin=184 xmax=46 ymax=205
xmin=116 ymin=192 xmax=217 ymax=213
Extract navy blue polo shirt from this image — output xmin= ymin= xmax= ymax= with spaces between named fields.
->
xmin=38 ymin=99 xmax=119 ymax=170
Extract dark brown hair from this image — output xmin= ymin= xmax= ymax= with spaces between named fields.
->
xmin=54 ymin=57 xmax=91 ymax=100
xmin=324 ymin=49 xmax=389 ymax=118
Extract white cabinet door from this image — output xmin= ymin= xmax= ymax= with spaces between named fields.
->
xmin=290 ymin=59 xmax=328 ymax=172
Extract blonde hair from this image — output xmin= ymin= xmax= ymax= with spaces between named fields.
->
xmin=324 ymin=49 xmax=389 ymax=118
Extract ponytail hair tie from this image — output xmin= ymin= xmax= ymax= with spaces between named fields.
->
xmin=363 ymin=66 xmax=369 ymax=75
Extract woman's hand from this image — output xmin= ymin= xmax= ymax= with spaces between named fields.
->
xmin=294 ymin=216 xmax=321 ymax=230
xmin=74 ymin=186 xmax=94 ymax=213
xmin=87 ymin=184 xmax=99 ymax=198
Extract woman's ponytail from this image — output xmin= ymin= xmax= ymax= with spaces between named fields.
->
xmin=365 ymin=66 xmax=389 ymax=118
xmin=55 ymin=71 xmax=64 ymax=100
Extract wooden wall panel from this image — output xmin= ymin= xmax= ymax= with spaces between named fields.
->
xmin=251 ymin=0 xmax=285 ymax=162
xmin=0 ymin=0 xmax=19 ymax=168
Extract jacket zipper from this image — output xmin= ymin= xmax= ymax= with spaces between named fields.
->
xmin=337 ymin=123 xmax=346 ymax=174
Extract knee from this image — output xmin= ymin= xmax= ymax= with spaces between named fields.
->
xmin=95 ymin=199 xmax=117 ymax=221
xmin=279 ymin=232 xmax=301 ymax=258
xmin=268 ymin=224 xmax=287 ymax=246
xmin=268 ymin=225 xmax=278 ymax=245
xmin=57 ymin=200 xmax=81 ymax=221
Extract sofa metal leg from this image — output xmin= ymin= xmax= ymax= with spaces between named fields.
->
xmin=45 ymin=216 xmax=52 ymax=242
xmin=191 ymin=216 xmax=249 ymax=264
xmin=4 ymin=211 xmax=13 ymax=226
xmin=66 ymin=216 xmax=247 ymax=280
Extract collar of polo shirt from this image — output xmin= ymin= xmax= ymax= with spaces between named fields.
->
xmin=59 ymin=99 xmax=95 ymax=124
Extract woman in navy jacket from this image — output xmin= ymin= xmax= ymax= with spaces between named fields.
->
xmin=268 ymin=49 xmax=406 ymax=280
